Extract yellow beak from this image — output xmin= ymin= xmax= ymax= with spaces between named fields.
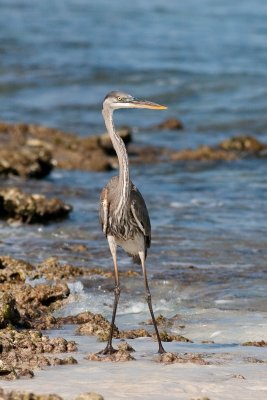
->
xmin=129 ymin=99 xmax=167 ymax=110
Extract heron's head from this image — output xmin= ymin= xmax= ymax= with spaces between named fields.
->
xmin=103 ymin=91 xmax=167 ymax=111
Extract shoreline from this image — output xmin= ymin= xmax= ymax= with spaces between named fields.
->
xmin=0 ymin=120 xmax=267 ymax=399
xmin=1 ymin=329 xmax=267 ymax=400
xmin=1 ymin=255 xmax=267 ymax=399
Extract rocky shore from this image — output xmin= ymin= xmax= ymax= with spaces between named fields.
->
xmin=1 ymin=120 xmax=267 ymax=399
xmin=0 ymin=119 xmax=266 ymax=227
xmin=0 ymin=388 xmax=104 ymax=400
xmin=0 ymin=252 xmax=208 ymax=398
xmin=0 ymin=188 xmax=72 ymax=223
xmin=0 ymin=120 xmax=266 ymax=180
xmin=0 ymin=255 xmax=195 ymax=378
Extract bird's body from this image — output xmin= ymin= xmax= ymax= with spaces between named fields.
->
xmin=99 ymin=91 xmax=167 ymax=355
xmin=100 ymin=176 xmax=151 ymax=264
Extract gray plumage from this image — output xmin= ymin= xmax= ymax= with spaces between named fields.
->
xmin=100 ymin=176 xmax=151 ymax=264
xmin=98 ymin=91 xmax=167 ymax=355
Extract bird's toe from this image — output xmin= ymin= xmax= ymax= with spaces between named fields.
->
xmin=97 ymin=345 xmax=118 ymax=355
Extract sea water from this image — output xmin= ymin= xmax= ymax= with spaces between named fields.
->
xmin=0 ymin=1 xmax=267 ymax=399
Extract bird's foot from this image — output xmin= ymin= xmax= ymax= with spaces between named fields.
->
xmin=158 ymin=345 xmax=166 ymax=354
xmin=97 ymin=345 xmax=118 ymax=355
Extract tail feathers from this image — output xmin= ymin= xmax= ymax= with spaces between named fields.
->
xmin=128 ymin=253 xmax=141 ymax=265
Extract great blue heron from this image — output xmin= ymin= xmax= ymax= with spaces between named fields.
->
xmin=99 ymin=91 xmax=167 ymax=355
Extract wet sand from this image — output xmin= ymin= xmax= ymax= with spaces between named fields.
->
xmin=1 ymin=330 xmax=267 ymax=400
xmin=1 ymin=242 xmax=267 ymax=399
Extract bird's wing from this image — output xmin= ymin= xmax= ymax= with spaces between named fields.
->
xmin=130 ymin=185 xmax=151 ymax=249
xmin=99 ymin=186 xmax=109 ymax=236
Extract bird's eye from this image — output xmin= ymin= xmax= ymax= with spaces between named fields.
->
xmin=117 ymin=96 xmax=122 ymax=101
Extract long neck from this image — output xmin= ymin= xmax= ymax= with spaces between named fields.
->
xmin=102 ymin=106 xmax=130 ymax=209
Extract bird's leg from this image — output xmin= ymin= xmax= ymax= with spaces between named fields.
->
xmin=139 ymin=251 xmax=166 ymax=354
xmin=99 ymin=236 xmax=120 ymax=355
